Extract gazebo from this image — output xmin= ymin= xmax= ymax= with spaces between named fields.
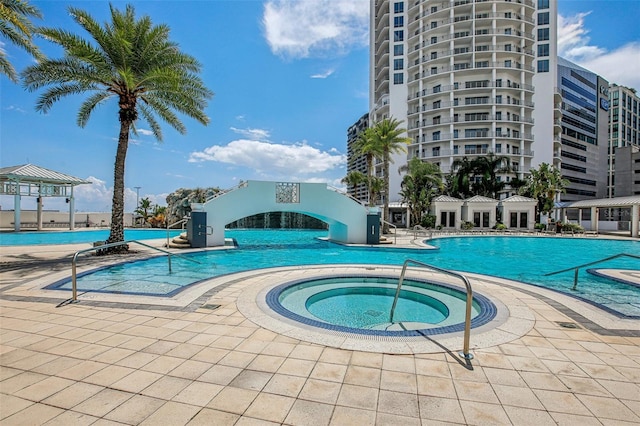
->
xmin=0 ymin=164 xmax=91 ymax=231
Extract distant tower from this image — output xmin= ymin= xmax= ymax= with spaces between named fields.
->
xmin=346 ymin=113 xmax=370 ymax=202
xmin=607 ymin=84 xmax=640 ymax=197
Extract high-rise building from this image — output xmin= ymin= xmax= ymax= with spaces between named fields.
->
xmin=613 ymin=144 xmax=640 ymax=197
xmin=346 ymin=113 xmax=370 ymax=202
xmin=608 ymin=84 xmax=640 ymax=197
xmin=556 ymin=57 xmax=609 ymax=201
xmin=369 ymin=0 xmax=559 ymax=205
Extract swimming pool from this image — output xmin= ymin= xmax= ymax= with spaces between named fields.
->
xmin=0 ymin=229 xmax=182 ymax=246
xmin=47 ymin=229 xmax=640 ymax=317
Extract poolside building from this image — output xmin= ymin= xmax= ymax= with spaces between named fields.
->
xmin=608 ymin=84 xmax=640 ymax=198
xmin=368 ymin=0 xmax=559 ymax=208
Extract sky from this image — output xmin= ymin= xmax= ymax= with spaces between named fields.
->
xmin=1 ymin=0 xmax=639 ymax=213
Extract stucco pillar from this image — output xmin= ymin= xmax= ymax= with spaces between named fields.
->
xmin=631 ymin=204 xmax=639 ymax=238
xmin=14 ymin=192 xmax=21 ymax=231
xmin=37 ymin=188 xmax=43 ymax=231
xmin=69 ymin=186 xmax=75 ymax=230
xmin=590 ymin=207 xmax=598 ymax=233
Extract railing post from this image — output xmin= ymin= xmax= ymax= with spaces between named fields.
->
xmin=572 ymin=268 xmax=579 ymax=290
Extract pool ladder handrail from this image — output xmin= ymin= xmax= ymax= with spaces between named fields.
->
xmin=390 ymin=259 xmax=474 ymax=360
xmin=71 ymin=240 xmax=201 ymax=302
xmin=166 ymin=218 xmax=188 ymax=248
xmin=543 ymin=252 xmax=640 ymax=290
xmin=380 ymin=219 xmax=397 ymax=244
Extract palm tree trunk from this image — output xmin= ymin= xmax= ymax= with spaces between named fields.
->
xmin=105 ymin=119 xmax=130 ymax=251
xmin=382 ymin=157 xmax=390 ymax=234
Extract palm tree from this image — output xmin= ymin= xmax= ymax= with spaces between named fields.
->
xmin=135 ymin=197 xmax=152 ymax=225
xmin=398 ymin=156 xmax=443 ymax=226
xmin=349 ymin=127 xmax=383 ymax=207
xmin=22 ymin=4 xmax=213 ymax=251
xmin=523 ymin=163 xmax=569 ymax=220
xmin=0 ymin=0 xmax=42 ymax=82
xmin=369 ymin=118 xmax=411 ymax=232
xmin=471 ymin=153 xmax=510 ymax=199
xmin=450 ymin=156 xmax=475 ymax=198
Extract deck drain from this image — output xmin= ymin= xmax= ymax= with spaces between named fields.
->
xmin=557 ymin=321 xmax=580 ymax=329
xmin=200 ymin=304 xmax=221 ymax=311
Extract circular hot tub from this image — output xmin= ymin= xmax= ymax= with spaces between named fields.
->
xmin=265 ymin=275 xmax=497 ymax=336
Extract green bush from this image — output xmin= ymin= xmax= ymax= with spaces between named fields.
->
xmin=534 ymin=223 xmax=546 ymax=230
xmin=461 ymin=221 xmax=475 ymax=230
xmin=561 ymin=222 xmax=584 ymax=233
xmin=421 ymin=214 xmax=436 ymax=229
xmin=495 ymin=223 xmax=507 ymax=231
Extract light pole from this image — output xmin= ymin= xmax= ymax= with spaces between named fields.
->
xmin=134 ymin=186 xmax=141 ymax=227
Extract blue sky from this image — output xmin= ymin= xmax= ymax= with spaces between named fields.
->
xmin=1 ymin=0 xmax=639 ymax=212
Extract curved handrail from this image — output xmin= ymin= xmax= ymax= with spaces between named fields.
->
xmin=166 ymin=218 xmax=188 ymax=248
xmin=390 ymin=259 xmax=474 ymax=360
xmin=543 ymin=252 xmax=640 ymax=290
xmin=325 ymin=185 xmax=367 ymax=206
xmin=380 ymin=219 xmax=397 ymax=244
xmin=71 ymin=240 xmax=201 ymax=301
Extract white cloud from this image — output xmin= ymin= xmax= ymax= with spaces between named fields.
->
xmin=138 ymin=128 xmax=154 ymax=136
xmin=5 ymin=105 xmax=26 ymax=113
xmin=188 ymin=139 xmax=346 ymax=176
xmin=311 ymin=69 xmax=335 ymax=79
xmin=558 ymin=13 xmax=640 ymax=90
xmin=262 ymin=0 xmax=369 ymax=59
xmin=230 ymin=127 xmax=271 ymax=140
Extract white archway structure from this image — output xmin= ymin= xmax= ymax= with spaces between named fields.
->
xmin=200 ymin=181 xmax=371 ymax=246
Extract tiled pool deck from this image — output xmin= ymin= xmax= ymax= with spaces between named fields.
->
xmin=1 ymin=234 xmax=640 ymax=425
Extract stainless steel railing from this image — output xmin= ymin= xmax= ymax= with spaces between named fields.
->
xmin=71 ymin=240 xmax=201 ymax=301
xmin=380 ymin=219 xmax=397 ymax=244
xmin=390 ymin=259 xmax=474 ymax=360
xmin=544 ymin=253 xmax=640 ymax=290
xmin=166 ymin=218 xmax=188 ymax=248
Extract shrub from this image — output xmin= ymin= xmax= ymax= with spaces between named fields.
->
xmin=561 ymin=222 xmax=584 ymax=233
xmin=421 ymin=214 xmax=436 ymax=229
xmin=461 ymin=221 xmax=475 ymax=230
xmin=495 ymin=223 xmax=507 ymax=231
xmin=534 ymin=223 xmax=546 ymax=231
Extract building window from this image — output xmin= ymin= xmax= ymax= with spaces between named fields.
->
xmin=537 ymin=59 xmax=549 ymax=72
xmin=393 ymin=59 xmax=404 ymax=70
xmin=431 ymin=51 xmax=437 ymax=59
xmin=430 ymin=36 xmax=437 ymax=44
xmin=394 ymin=2 xmax=404 ymax=13
xmin=394 ymin=30 xmax=404 ymax=42
xmin=394 ymin=16 xmax=404 ymax=27
xmin=538 ymin=0 xmax=549 ymax=9
xmin=394 ymin=44 xmax=403 ymax=56
xmin=537 ymin=43 xmax=549 ymax=57
xmin=432 ymin=147 xmax=440 ymax=156
xmin=432 ymin=131 xmax=441 ymax=141
xmin=431 ymin=21 xmax=438 ymax=29
xmin=393 ymin=73 xmax=403 ymax=84
xmin=538 ymin=12 xmax=549 ymax=25
xmin=537 ymin=28 xmax=549 ymax=41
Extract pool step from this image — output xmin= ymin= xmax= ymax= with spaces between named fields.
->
xmin=379 ymin=236 xmax=394 ymax=245
xmin=167 ymin=232 xmax=191 ymax=249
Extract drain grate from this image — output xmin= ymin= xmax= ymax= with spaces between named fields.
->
xmin=365 ymin=310 xmax=383 ymax=317
xmin=200 ymin=304 xmax=221 ymax=311
xmin=556 ymin=321 xmax=581 ymax=329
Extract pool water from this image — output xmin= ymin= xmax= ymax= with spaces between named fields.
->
xmin=47 ymin=229 xmax=640 ymax=317
xmin=0 ymin=229 xmax=182 ymax=245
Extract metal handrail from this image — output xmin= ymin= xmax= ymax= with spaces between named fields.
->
xmin=71 ymin=240 xmax=201 ymax=301
xmin=543 ymin=253 xmax=640 ymax=290
xmin=380 ymin=219 xmax=397 ymax=244
xmin=166 ymin=218 xmax=188 ymax=248
xmin=412 ymin=225 xmax=432 ymax=240
xmin=390 ymin=259 xmax=474 ymax=360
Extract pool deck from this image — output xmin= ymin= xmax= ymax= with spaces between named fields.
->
xmin=1 ymin=233 xmax=640 ymax=425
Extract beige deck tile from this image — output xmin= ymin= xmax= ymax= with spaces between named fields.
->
xmin=382 ymin=354 xmax=416 ymax=373
xmin=114 ymin=351 xmax=158 ymax=369
xmin=375 ymin=412 xmax=422 ymax=425
xmin=165 ymin=330 xmax=199 ymax=344
xmin=576 ymin=394 xmax=640 ymax=422
xmin=30 ymin=356 xmax=83 ymax=377
xmin=168 ymin=359 xmax=212 ymax=380
xmin=1 ymin=402 xmax=64 ymax=425
xmin=140 ymin=340 xmax=180 ymax=355
xmin=0 ymin=366 xmax=22 ymax=382
xmin=310 ymin=361 xmax=348 ymax=383
xmin=380 ymin=369 xmax=417 ymax=393
xmin=343 ymin=365 xmax=381 ymax=387
xmin=277 ymin=358 xmax=316 ymax=377
xmin=262 ymin=373 xmax=306 ymax=397
xmin=73 ymin=388 xmax=133 ymax=417
xmin=83 ymin=364 xmax=135 ymax=387
xmin=559 ymin=375 xmax=613 ymax=397
xmin=298 ymin=378 xmax=342 ymax=404
xmin=198 ymin=364 xmax=242 ymax=385
xmin=459 ymin=400 xmax=511 ymax=425
xmin=417 ymin=395 xmax=465 ymax=423
xmin=415 ymin=358 xmax=452 ymax=378
xmin=42 ymin=410 xmax=100 ymax=425
xmin=377 ymin=389 xmax=419 ymax=417
xmin=91 ymin=347 xmax=135 ymax=364
xmin=207 ymin=386 xmax=259 ymax=414
xmin=246 ymin=354 xmax=286 ymax=373
xmin=506 ymin=355 xmax=551 ymax=373
xmin=234 ymin=339 xmax=270 ymax=355
xmin=318 ymin=347 xmax=352 ymax=365
xmin=284 ymin=399 xmax=334 ymax=426
xmin=615 ymin=366 xmax=640 ymax=382
xmin=331 ymin=405 xmax=376 ymax=426
xmin=520 ymin=371 xmax=568 ymax=391
xmin=244 ymin=393 xmax=296 ymax=423
xmin=561 ymin=349 xmax=607 ymax=365
xmin=164 ymin=342 xmax=205 ymax=359
xmin=597 ymin=379 xmax=640 ymax=401
xmin=139 ymin=400 xmax=200 ymax=426
xmin=72 ymin=344 xmax=112 ymax=361
xmin=104 ymin=394 xmax=165 ymax=425
xmin=210 ymin=336 xmax=245 ymax=350
xmin=139 ymin=354 xmax=183 ymax=375
xmin=503 ymin=405 xmax=557 ymax=426
xmin=579 ymin=363 xmax=629 ymax=381
xmin=578 ymin=341 xmax=623 ymax=355
xmin=417 ymin=375 xmax=457 ymax=398
xmin=448 ymin=363 xmax=489 ymax=383
xmin=118 ymin=336 xmax=156 ymax=351
xmin=261 ymin=341 xmax=296 ymax=357
xmin=0 ymin=394 xmax=34 ymax=420
xmin=1 ymin=348 xmax=38 ymax=365
xmin=337 ymin=383 xmax=379 ymax=410
xmin=492 ymin=384 xmax=544 ymax=409
xmin=594 ymin=352 xmax=639 ymax=368
xmin=5 ymin=352 xmax=58 ymax=371
xmin=191 ymin=347 xmax=229 ymax=364
xmin=186 ymin=333 xmax=221 ymax=346
xmin=229 ymin=370 xmax=273 ymax=391
xmin=286 ymin=344 xmax=325 ymax=362
xmin=540 ymin=359 xmax=589 ymax=377
xmin=110 ymin=370 xmax=162 ymax=393
xmin=56 ymin=360 xmax=107 ymax=381
xmin=533 ymin=389 xmax=591 ymax=416
xmin=218 ymin=350 xmax=256 ymax=368
xmin=13 ymin=376 xmax=74 ymax=402
xmin=234 ymin=417 xmax=280 ymax=425
xmin=453 ymin=380 xmax=500 ymax=404
xmin=482 ymin=366 xmax=526 ymax=387
xmin=42 ymin=381 xmax=104 ymax=409
xmin=172 ymin=381 xmax=224 ymax=406
xmin=548 ymin=412 xmax=603 ymax=425
xmin=474 ymin=352 xmax=514 ymax=370
xmin=186 ymin=408 xmax=240 ymax=425
xmin=140 ymin=375 xmax=191 ymax=400
xmin=350 ymin=351 xmax=383 ymax=368
xmin=547 ymin=337 xmax=585 ymax=351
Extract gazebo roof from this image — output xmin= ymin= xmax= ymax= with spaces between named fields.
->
xmin=465 ymin=195 xmax=497 ymax=203
xmin=433 ymin=195 xmax=464 ymax=202
xmin=555 ymin=195 xmax=640 ymax=209
xmin=501 ymin=195 xmax=537 ymax=203
xmin=0 ymin=164 xmax=90 ymax=185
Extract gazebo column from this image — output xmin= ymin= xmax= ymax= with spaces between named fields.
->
xmin=37 ymin=194 xmax=43 ymax=231
xmin=590 ymin=206 xmax=598 ymax=233
xmin=68 ymin=186 xmax=75 ymax=230
xmin=14 ymin=191 xmax=21 ymax=231
xmin=631 ymin=204 xmax=639 ymax=238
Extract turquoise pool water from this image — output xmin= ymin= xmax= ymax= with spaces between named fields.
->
xmin=47 ymin=229 xmax=640 ymax=317
xmin=0 ymin=229 xmax=182 ymax=245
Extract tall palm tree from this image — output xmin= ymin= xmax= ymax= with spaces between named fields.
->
xmin=350 ymin=127 xmax=383 ymax=207
xmin=22 ymin=4 xmax=213 ymax=251
xmin=0 ymin=0 xmax=42 ymax=82
xmin=369 ymin=118 xmax=411 ymax=232
xmin=398 ymin=156 xmax=443 ymax=226
xmin=524 ymin=163 xmax=569 ymax=220
xmin=471 ymin=153 xmax=510 ymax=199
